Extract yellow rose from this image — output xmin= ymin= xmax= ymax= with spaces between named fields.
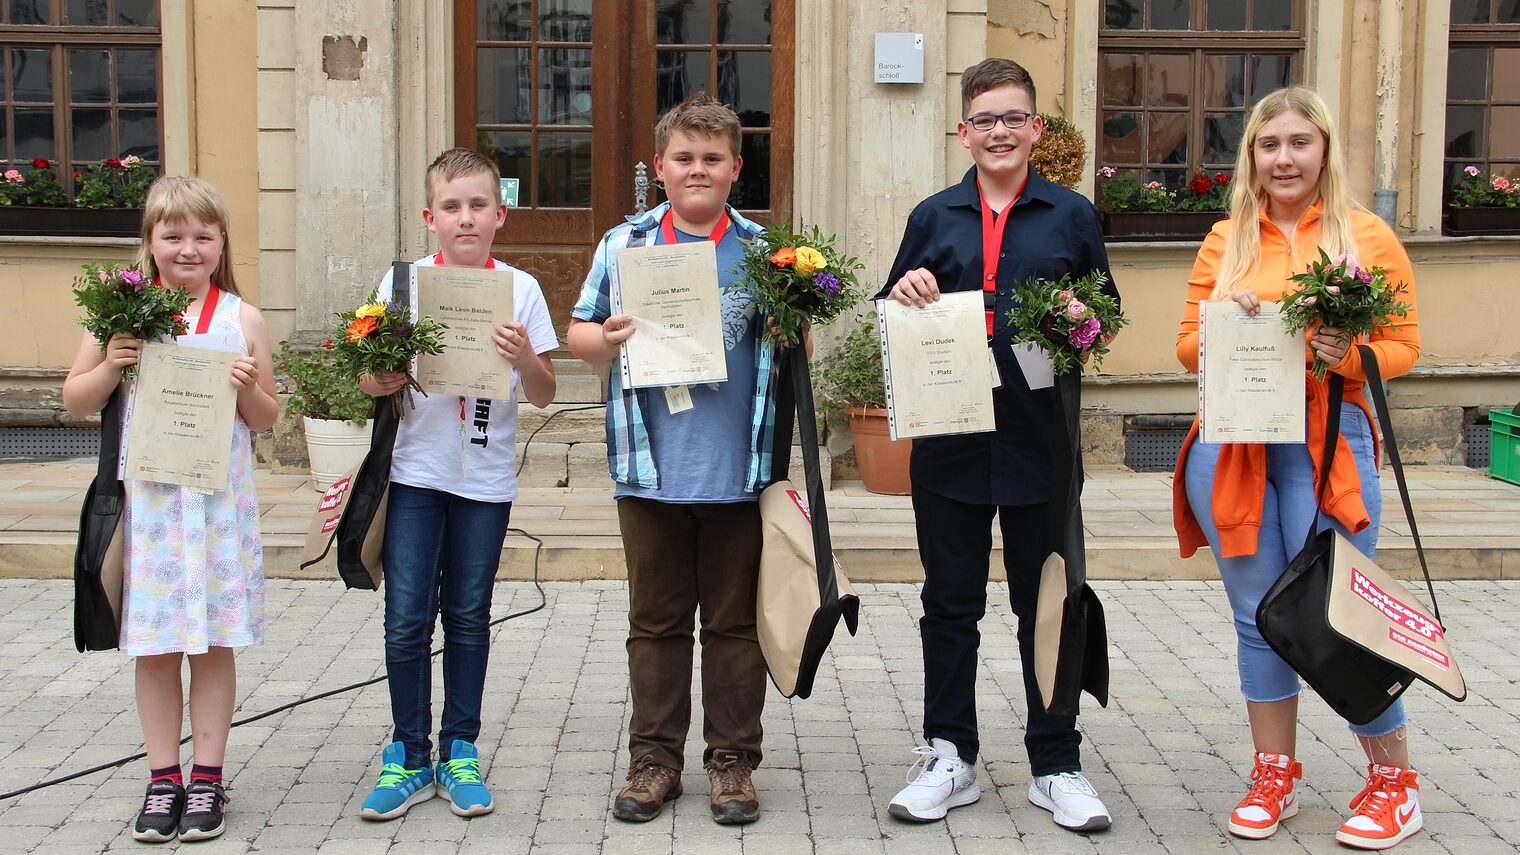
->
xmin=794 ymin=246 xmax=827 ymax=277
xmin=356 ymin=303 xmax=386 ymax=319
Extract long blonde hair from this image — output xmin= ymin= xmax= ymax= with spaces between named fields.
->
xmin=1212 ymin=86 xmax=1360 ymax=299
xmin=135 ymin=176 xmax=240 ymax=296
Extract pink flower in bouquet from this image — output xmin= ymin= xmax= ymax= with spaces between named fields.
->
xmin=1330 ymin=254 xmax=1358 ymax=271
xmin=1325 ymin=285 xmax=1340 ymax=295
xmin=1057 ymin=289 xmax=1075 ymax=301
xmin=1069 ymin=316 xmax=1102 ymax=349
xmin=1065 ymin=299 xmax=1088 ymax=319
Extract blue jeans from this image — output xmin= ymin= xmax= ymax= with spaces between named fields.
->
xmin=1184 ymin=407 xmax=1407 ymax=738
xmin=382 ymin=483 xmax=511 ymax=768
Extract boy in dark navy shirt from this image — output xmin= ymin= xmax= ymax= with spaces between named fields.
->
xmin=878 ymin=58 xmax=1119 ymax=833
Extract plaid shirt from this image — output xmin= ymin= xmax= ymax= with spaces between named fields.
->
xmin=571 ymin=201 xmax=778 ymax=492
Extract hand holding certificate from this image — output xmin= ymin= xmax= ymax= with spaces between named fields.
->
xmin=614 ymin=242 xmax=727 ymax=388
xmin=877 ymin=291 xmax=996 ymax=440
xmin=1200 ymin=300 xmax=1306 ymax=443
xmin=123 ymin=342 xmax=239 ymax=489
xmin=415 ymin=265 xmax=515 ymax=399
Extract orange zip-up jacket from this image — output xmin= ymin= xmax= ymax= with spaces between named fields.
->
xmin=1172 ymin=202 xmax=1421 ymax=559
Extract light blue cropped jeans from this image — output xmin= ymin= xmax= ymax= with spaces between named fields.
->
xmin=1183 ymin=406 xmax=1407 ymax=738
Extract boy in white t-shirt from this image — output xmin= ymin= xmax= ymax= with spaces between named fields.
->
xmin=357 ymin=148 xmax=557 ymax=821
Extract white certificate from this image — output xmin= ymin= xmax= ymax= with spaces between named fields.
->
xmin=1200 ymin=301 xmax=1306 ymax=443
xmin=123 ymin=342 xmax=239 ymax=489
xmin=614 ymin=242 xmax=727 ymax=389
xmin=877 ymin=292 xmax=996 ymax=440
xmin=416 ymin=265 xmax=515 ymax=399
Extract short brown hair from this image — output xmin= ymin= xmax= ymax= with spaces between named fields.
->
xmin=425 ymin=147 xmax=501 ymax=207
xmin=960 ymin=58 xmax=1037 ymax=117
xmin=654 ymin=92 xmax=742 ymax=157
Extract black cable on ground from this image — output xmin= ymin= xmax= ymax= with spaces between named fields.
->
xmin=0 ymin=402 xmax=607 ymax=803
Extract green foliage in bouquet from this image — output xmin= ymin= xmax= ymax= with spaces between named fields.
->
xmin=72 ymin=262 xmax=191 ymax=370
xmin=1281 ymin=249 xmax=1411 ymax=380
xmin=330 ymin=292 xmax=447 ymax=413
xmin=1006 ymin=270 xmax=1128 ymax=375
xmin=737 ymin=223 xmax=865 ymax=347
xmin=274 ymin=340 xmax=371 ymax=426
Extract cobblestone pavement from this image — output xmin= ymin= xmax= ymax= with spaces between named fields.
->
xmin=0 ymin=578 xmax=1516 ymax=854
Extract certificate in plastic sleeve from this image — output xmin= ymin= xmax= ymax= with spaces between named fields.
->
xmin=416 ymin=265 xmax=516 ymax=399
xmin=614 ymin=242 xmax=728 ymax=389
xmin=123 ymin=342 xmax=239 ymax=490
xmin=878 ymin=292 xmax=996 ymax=440
xmin=1200 ymin=301 xmax=1306 ymax=443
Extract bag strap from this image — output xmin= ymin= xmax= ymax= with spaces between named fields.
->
xmin=1046 ymin=367 xmax=1087 ymax=596
xmin=1356 ymin=344 xmax=1442 ymax=625
xmin=97 ymin=385 xmax=123 ymax=492
xmin=770 ymin=346 xmax=839 ymax=605
xmin=1302 ymin=371 xmax=1345 ymax=554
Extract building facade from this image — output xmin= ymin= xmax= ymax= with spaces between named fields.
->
xmin=2 ymin=1 xmax=1516 ymax=464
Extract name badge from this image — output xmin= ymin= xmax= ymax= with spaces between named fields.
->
xmin=665 ymin=384 xmax=694 ymax=414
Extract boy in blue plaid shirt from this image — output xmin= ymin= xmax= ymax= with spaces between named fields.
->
xmin=568 ymin=93 xmax=779 ymax=826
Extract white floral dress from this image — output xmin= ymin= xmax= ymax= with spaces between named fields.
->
xmin=119 ymin=292 xmax=265 ymax=655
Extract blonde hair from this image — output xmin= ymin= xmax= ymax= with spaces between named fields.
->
xmin=1212 ymin=86 xmax=1361 ymax=299
xmin=654 ymin=92 xmax=742 ymax=157
xmin=136 ymin=176 xmax=239 ymax=296
xmin=425 ymin=147 xmax=501 ymax=207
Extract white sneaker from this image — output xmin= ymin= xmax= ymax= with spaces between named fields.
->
xmin=887 ymin=738 xmax=981 ymax=822
xmin=1029 ymin=771 xmax=1112 ymax=832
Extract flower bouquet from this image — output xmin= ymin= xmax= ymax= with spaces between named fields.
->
xmin=329 ymin=292 xmax=446 ymax=414
xmin=1006 ymin=271 xmax=1127 ymax=375
xmin=737 ymin=224 xmax=864 ymax=346
xmin=1281 ymin=249 xmax=1411 ymax=380
xmin=72 ymin=262 xmax=190 ymax=378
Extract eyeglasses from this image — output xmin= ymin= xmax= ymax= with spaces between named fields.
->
xmin=965 ymin=111 xmax=1034 ymax=132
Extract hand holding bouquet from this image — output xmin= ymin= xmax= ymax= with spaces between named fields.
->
xmin=330 ymin=292 xmax=446 ymax=414
xmin=1006 ymin=271 xmax=1127 ymax=375
xmin=738 ymin=224 xmax=864 ymax=347
xmin=1280 ymin=249 xmax=1410 ymax=380
xmin=72 ymin=262 xmax=191 ymax=378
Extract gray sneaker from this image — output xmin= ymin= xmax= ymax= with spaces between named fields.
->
xmin=888 ymin=738 xmax=981 ymax=822
xmin=1029 ymin=771 xmax=1111 ymax=832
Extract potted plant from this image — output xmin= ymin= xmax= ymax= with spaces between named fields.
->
xmin=815 ymin=313 xmax=911 ymax=495
xmin=0 ymin=156 xmax=151 ymax=237
xmin=1445 ymin=166 xmax=1520 ymax=236
xmin=1030 ymin=113 xmax=1086 ymax=189
xmin=1096 ymin=167 xmax=1231 ymax=240
xmin=274 ymin=339 xmax=374 ymax=490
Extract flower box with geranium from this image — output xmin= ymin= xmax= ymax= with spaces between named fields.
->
xmin=0 ymin=156 xmax=154 ymax=237
xmin=1445 ymin=165 xmax=1520 ymax=236
xmin=1096 ymin=167 xmax=1231 ymax=241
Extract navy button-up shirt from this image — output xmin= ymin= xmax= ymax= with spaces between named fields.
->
xmin=876 ymin=166 xmax=1119 ymax=506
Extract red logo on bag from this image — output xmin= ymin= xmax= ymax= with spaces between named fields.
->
xmin=1350 ymin=568 xmax=1444 ymax=641
xmin=1387 ymin=626 xmax=1450 ymax=668
xmin=320 ymin=513 xmax=342 ymax=534
xmin=319 ymin=477 xmax=351 ymax=512
xmin=787 ymin=489 xmax=812 ymax=524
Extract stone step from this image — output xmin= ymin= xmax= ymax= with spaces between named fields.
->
xmin=550 ymin=358 xmax=607 ymax=405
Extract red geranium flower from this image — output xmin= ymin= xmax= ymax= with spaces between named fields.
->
xmin=104 ymin=157 xmax=122 ymax=168
xmin=1215 ymin=172 xmax=1232 ymax=185
xmin=1189 ymin=172 xmax=1213 ymax=196
xmin=73 ymin=170 xmax=82 ymax=180
xmin=30 ymin=158 xmax=49 ymax=170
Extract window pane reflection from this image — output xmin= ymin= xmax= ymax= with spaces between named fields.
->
xmin=479 ymin=130 xmax=531 ymax=198
xmin=70 ymin=50 xmax=111 ymax=103
xmin=1448 ymin=48 xmax=1488 ymax=101
xmin=1492 ymin=107 xmax=1520 ymax=159
xmin=1204 ymin=54 xmax=1246 ymax=108
xmin=1203 ymin=112 xmax=1242 ymax=166
xmin=539 ymin=49 xmax=592 ymax=125
xmin=72 ymin=108 xmax=111 ymax=161
xmin=1105 ymin=0 xmax=1142 ymax=29
xmin=719 ymin=51 xmax=769 ymax=127
xmin=1151 ymin=0 xmax=1191 ymax=30
xmin=1450 ymin=0 xmax=1486 ymax=25
xmin=539 ymin=0 xmax=592 ymax=42
xmin=67 ymin=0 xmax=105 ymax=25
xmin=658 ymin=0 xmax=712 ymax=45
xmin=1495 ymin=49 xmax=1520 ymax=101
xmin=656 ymin=50 xmax=710 ymax=116
xmin=119 ymin=108 xmax=157 ymax=160
xmin=12 ymin=49 xmax=52 ymax=102
xmin=8 ymin=0 xmax=49 ymax=24
xmin=1103 ymin=111 xmax=1142 ymax=162
xmin=118 ymin=50 xmax=158 ymax=104
xmin=477 ymin=47 xmax=530 ymax=125
xmin=478 ymin=0 xmax=531 ymax=41
xmin=117 ymin=0 xmax=157 ymax=26
xmin=731 ymin=132 xmax=769 ymax=209
xmin=719 ymin=0 xmax=770 ymax=44
xmin=14 ymin=108 xmax=55 ymax=160
xmin=1103 ymin=53 xmax=1140 ymax=107
xmin=1146 ymin=53 xmax=1190 ymax=107
xmin=1206 ymin=0 xmax=1245 ymax=30
xmin=1148 ymin=111 xmax=1188 ymax=164
xmin=538 ymin=132 xmax=592 ymax=207
xmin=1253 ymin=0 xmax=1291 ymax=30
xmin=1445 ymin=105 xmax=1484 ymax=158
xmin=1250 ymin=55 xmax=1290 ymax=103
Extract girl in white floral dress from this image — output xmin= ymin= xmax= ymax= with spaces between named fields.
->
xmin=63 ymin=176 xmax=279 ymax=844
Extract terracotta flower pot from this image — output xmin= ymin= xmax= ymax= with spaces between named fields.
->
xmin=847 ymin=406 xmax=912 ymax=496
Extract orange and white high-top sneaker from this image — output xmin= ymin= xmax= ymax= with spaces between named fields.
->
xmin=1336 ymin=764 xmax=1423 ymax=850
xmin=1228 ymin=752 xmax=1302 ymax=839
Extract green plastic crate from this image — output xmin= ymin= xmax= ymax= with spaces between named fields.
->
xmin=1490 ymin=408 xmax=1520 ymax=486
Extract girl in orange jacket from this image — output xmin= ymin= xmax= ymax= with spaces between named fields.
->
xmin=1173 ymin=87 xmax=1425 ymax=851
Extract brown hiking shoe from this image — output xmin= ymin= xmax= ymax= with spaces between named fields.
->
xmin=706 ymin=749 xmax=760 ymax=824
xmin=612 ymin=754 xmax=682 ymax=822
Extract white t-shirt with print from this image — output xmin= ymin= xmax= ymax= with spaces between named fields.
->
xmin=375 ymin=254 xmax=558 ymax=503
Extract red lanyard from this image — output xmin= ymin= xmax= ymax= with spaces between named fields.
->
xmin=660 ymin=208 xmax=729 ymax=245
xmin=978 ymin=176 xmax=1027 ymax=336
xmin=430 ymin=254 xmax=496 ymax=423
xmin=193 ymin=286 xmax=219 ymax=335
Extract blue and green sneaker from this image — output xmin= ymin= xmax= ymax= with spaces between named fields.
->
xmin=436 ymin=739 xmax=494 ymax=817
xmin=360 ymin=742 xmax=435 ymax=821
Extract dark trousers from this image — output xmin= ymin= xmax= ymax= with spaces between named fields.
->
xmin=382 ymin=483 xmax=511 ymax=769
xmin=618 ymin=497 xmax=766 ymax=771
xmin=913 ymin=485 xmax=1082 ymax=775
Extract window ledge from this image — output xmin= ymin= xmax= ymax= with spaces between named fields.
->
xmin=0 ymin=235 xmax=140 ymax=248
